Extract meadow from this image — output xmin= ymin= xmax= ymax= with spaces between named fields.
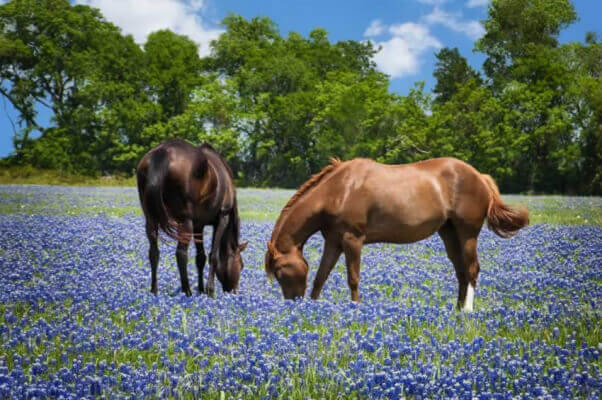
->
xmin=0 ymin=185 xmax=600 ymax=399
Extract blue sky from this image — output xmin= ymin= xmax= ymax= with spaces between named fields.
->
xmin=0 ymin=0 xmax=600 ymax=158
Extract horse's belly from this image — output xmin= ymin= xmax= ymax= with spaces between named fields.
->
xmin=365 ymin=213 xmax=445 ymax=244
xmin=364 ymin=190 xmax=447 ymax=244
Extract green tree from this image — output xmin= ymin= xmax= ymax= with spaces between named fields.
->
xmin=475 ymin=0 xmax=577 ymax=87
xmin=560 ymin=33 xmax=602 ymax=194
xmin=206 ymin=15 xmax=383 ymax=186
xmin=136 ymin=77 xmax=244 ymax=176
xmin=308 ymin=70 xmax=397 ymax=165
xmin=0 ymin=0 xmax=116 ymax=150
xmin=473 ymin=0 xmax=582 ymax=192
xmin=144 ymin=30 xmax=202 ymax=120
xmin=0 ymin=0 xmax=158 ymax=173
xmin=432 ymin=47 xmax=481 ymax=105
xmin=0 ymin=2 xmax=598 ymax=194
xmin=424 ymin=81 xmax=511 ymax=177
xmin=378 ymin=82 xmax=432 ymax=165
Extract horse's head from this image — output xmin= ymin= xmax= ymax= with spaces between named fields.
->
xmin=219 ymin=242 xmax=248 ymax=293
xmin=265 ymin=241 xmax=308 ymax=299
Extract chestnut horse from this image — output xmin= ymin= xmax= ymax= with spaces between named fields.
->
xmin=265 ymin=157 xmax=528 ymax=311
xmin=137 ymin=139 xmax=247 ymax=297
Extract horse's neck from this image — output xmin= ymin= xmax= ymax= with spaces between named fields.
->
xmin=274 ymin=198 xmax=323 ymax=253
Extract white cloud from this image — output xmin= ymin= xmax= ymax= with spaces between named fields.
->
xmin=189 ymin=0 xmax=205 ymax=10
xmin=466 ymin=0 xmax=490 ymax=7
xmin=76 ymin=0 xmax=223 ymax=56
xmin=424 ymin=7 xmax=485 ymax=40
xmin=363 ymin=19 xmax=386 ymax=37
xmin=387 ymin=22 xmax=441 ymax=48
xmin=371 ymin=22 xmax=441 ymax=78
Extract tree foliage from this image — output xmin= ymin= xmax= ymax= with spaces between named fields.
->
xmin=433 ymin=47 xmax=481 ymax=104
xmin=144 ymin=30 xmax=202 ymax=120
xmin=0 ymin=0 xmax=599 ymax=194
xmin=0 ymin=0 xmax=158 ymax=173
xmin=475 ymin=0 xmax=577 ymax=87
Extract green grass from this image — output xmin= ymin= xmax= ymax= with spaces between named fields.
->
xmin=1 ymin=167 xmax=601 ymax=225
xmin=510 ymin=198 xmax=601 ymax=225
xmin=2 ymin=179 xmax=600 ymax=225
xmin=0 ymin=166 xmax=137 ymax=186
xmin=1 ymin=281 xmax=599 ymax=399
xmin=1 ymin=185 xmax=599 ymax=398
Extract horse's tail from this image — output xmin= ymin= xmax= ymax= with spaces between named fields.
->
xmin=481 ymin=174 xmax=529 ymax=238
xmin=139 ymin=148 xmax=179 ymax=239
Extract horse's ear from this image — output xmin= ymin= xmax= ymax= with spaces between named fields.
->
xmin=238 ymin=241 xmax=248 ymax=252
xmin=267 ymin=241 xmax=280 ymax=258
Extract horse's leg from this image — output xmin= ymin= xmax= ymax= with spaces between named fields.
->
xmin=146 ymin=220 xmax=159 ymax=295
xmin=206 ymin=213 xmax=230 ymax=297
xmin=438 ymin=221 xmax=466 ymax=310
xmin=442 ymin=220 xmax=481 ymax=312
xmin=193 ymin=223 xmax=206 ymax=294
xmin=457 ymin=229 xmax=480 ymax=312
xmin=342 ymin=232 xmax=364 ymax=303
xmin=176 ymin=220 xmax=193 ymax=297
xmin=310 ymin=239 xmax=342 ymax=300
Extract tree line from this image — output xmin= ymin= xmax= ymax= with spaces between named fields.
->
xmin=0 ymin=0 xmax=600 ymax=194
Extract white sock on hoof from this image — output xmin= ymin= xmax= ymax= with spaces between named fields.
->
xmin=462 ymin=284 xmax=475 ymax=312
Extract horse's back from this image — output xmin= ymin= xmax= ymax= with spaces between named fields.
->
xmin=324 ymin=157 xmax=489 ymax=243
xmin=137 ymin=140 xmax=214 ymax=221
xmin=137 ymin=139 xmax=204 ymax=178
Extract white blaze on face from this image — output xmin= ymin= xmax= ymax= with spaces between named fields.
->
xmin=462 ymin=284 xmax=475 ymax=312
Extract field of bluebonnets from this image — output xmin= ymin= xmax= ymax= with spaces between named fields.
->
xmin=0 ymin=184 xmax=600 ymax=399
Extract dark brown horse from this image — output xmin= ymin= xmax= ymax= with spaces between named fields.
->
xmin=265 ymin=157 xmax=528 ymax=311
xmin=136 ymin=139 xmax=247 ymax=297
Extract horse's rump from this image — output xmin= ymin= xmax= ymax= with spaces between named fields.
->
xmin=138 ymin=147 xmax=180 ymax=238
xmin=137 ymin=141 xmax=210 ymax=241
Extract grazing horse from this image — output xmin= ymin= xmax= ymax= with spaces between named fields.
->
xmin=265 ymin=157 xmax=528 ymax=311
xmin=136 ymin=139 xmax=247 ymax=297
